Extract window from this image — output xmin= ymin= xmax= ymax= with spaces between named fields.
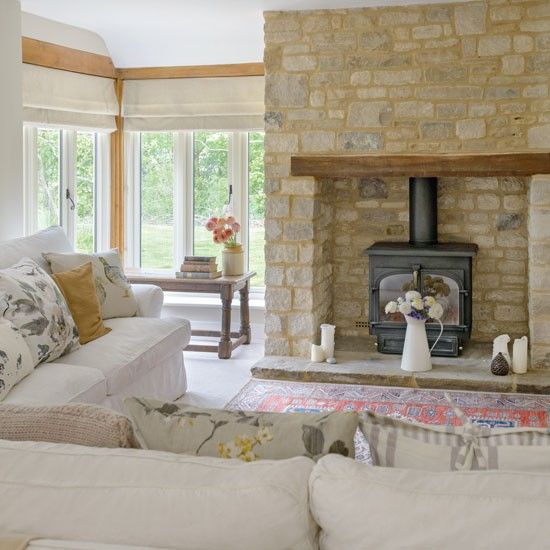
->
xmin=24 ymin=127 xmax=110 ymax=252
xmin=126 ymin=131 xmax=265 ymax=288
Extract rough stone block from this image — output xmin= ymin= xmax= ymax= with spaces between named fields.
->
xmin=264 ymin=133 xmax=299 ymax=153
xmin=300 ymin=131 xmax=335 ymax=152
xmin=477 ymin=193 xmax=500 ymax=210
xmin=350 ymin=71 xmax=372 ymax=86
xmin=265 ymin=74 xmax=308 ymax=108
xmin=529 ymin=208 xmax=550 ymax=240
xmin=288 ymin=313 xmax=315 ymax=337
xmin=412 ymin=25 xmax=442 ymax=40
xmin=282 ymin=55 xmax=317 ymax=72
xmin=395 ymin=101 xmax=434 ymax=118
xmin=420 ymin=121 xmax=454 ymax=139
xmin=494 ymin=305 xmax=527 ymax=322
xmin=454 ymin=3 xmax=487 ymax=36
xmin=502 ymin=55 xmax=525 ymax=75
xmin=530 ymin=177 xmax=550 ymax=206
xmin=528 ymin=125 xmax=550 ymax=148
xmin=265 ymin=244 xmax=298 ymax=264
xmin=514 ymin=35 xmax=534 ymax=53
xmin=496 ymin=213 xmax=523 ymax=231
xmin=359 ymin=177 xmax=388 ymax=199
xmin=478 ymin=35 xmax=511 ymax=56
xmin=265 ymin=337 xmax=290 ymax=356
xmin=457 ymin=119 xmax=486 ymax=139
xmin=266 ymin=196 xmax=290 ymax=218
xmin=373 ymin=69 xmax=422 ymax=85
xmin=527 ymin=53 xmax=550 ymax=73
xmin=284 ymin=221 xmax=315 ymax=241
xmin=337 ymin=132 xmax=382 ymax=151
xmin=281 ymin=177 xmax=318 ymax=195
xmin=286 ymin=266 xmax=314 ymax=286
xmin=347 ymin=101 xmax=392 ymax=127
xmin=265 ymin=287 xmax=292 ymax=311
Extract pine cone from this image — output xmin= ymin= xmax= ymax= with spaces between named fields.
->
xmin=491 ymin=352 xmax=510 ymax=376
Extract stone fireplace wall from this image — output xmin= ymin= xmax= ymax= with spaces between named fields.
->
xmin=263 ymin=0 xmax=550 ymax=364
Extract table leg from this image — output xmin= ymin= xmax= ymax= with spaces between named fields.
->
xmin=219 ymin=286 xmax=233 ymax=359
xmin=239 ymin=280 xmax=251 ymax=345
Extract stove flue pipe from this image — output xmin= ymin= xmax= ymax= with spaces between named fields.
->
xmin=409 ymin=176 xmax=438 ymax=246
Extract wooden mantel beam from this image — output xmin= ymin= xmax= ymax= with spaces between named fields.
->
xmin=291 ymin=153 xmax=550 ymax=178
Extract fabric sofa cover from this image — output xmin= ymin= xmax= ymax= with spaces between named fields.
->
xmin=310 ymin=454 xmax=550 ymax=550
xmin=0 ymin=227 xmax=190 ymax=407
xmin=60 ymin=317 xmax=191 ymax=396
xmin=0 ymin=439 xmax=318 ymax=550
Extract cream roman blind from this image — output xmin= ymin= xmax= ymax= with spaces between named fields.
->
xmin=122 ymin=76 xmax=264 ymax=131
xmin=22 ymin=64 xmax=118 ymax=132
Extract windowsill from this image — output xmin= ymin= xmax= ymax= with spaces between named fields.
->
xmin=163 ymin=291 xmax=265 ymax=310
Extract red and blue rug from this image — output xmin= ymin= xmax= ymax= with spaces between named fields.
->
xmin=227 ymin=379 xmax=550 ymax=429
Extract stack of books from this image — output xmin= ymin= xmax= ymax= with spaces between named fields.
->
xmin=176 ymin=256 xmax=222 ymax=279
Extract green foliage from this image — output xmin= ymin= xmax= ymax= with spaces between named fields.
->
xmin=36 ymin=129 xmax=61 ymax=229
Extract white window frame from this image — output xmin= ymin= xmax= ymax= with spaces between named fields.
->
xmin=23 ymin=126 xmax=111 ymax=251
xmin=125 ymin=130 xmax=264 ymax=292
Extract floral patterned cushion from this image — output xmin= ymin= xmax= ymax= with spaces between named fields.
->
xmin=125 ymin=397 xmax=358 ymax=462
xmin=43 ymin=249 xmax=138 ymax=320
xmin=0 ymin=320 xmax=34 ymax=401
xmin=0 ymin=258 xmax=80 ymax=366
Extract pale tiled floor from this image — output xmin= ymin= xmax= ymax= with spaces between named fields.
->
xmin=179 ymin=339 xmax=264 ymax=408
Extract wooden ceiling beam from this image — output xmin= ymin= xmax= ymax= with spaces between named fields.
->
xmin=22 ymin=37 xmax=116 ymax=78
xmin=116 ymin=62 xmax=265 ymax=80
xmin=291 ymin=153 xmax=550 ymax=178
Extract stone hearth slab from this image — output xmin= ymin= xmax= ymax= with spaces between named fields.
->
xmin=251 ymin=344 xmax=550 ymax=394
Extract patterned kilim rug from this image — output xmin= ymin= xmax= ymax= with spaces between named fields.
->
xmin=227 ymin=379 xmax=550 ymax=428
xmin=227 ymin=379 xmax=550 ymax=462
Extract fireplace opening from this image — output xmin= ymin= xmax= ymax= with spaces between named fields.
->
xmin=366 ymin=177 xmax=478 ymax=357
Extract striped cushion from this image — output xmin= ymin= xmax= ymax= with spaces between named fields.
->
xmin=359 ymin=409 xmax=550 ymax=471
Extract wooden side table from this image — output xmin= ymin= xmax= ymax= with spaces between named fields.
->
xmin=126 ymin=270 xmax=256 ymax=359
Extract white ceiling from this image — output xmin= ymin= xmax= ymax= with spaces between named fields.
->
xmin=21 ymin=0 xmax=471 ymax=67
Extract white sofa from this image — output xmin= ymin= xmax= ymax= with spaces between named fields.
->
xmin=1 ymin=438 xmax=549 ymax=550
xmin=0 ymin=227 xmax=191 ymax=411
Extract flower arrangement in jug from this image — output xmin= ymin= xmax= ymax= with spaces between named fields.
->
xmin=385 ymin=290 xmax=444 ymax=321
xmin=205 ymin=215 xmax=241 ymax=248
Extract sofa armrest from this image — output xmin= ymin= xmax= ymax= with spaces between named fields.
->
xmin=132 ymin=284 xmax=164 ymax=318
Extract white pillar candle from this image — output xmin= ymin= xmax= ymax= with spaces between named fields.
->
xmin=493 ymin=334 xmax=511 ymax=364
xmin=512 ymin=336 xmax=528 ymax=374
xmin=310 ymin=344 xmax=325 ymax=363
xmin=320 ymin=323 xmax=336 ymax=361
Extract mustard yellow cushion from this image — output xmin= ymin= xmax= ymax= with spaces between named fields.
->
xmin=52 ymin=262 xmax=111 ymax=345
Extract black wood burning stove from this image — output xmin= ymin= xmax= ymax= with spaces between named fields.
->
xmin=366 ymin=177 xmax=477 ymax=357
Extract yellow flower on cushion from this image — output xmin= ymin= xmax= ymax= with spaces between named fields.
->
xmin=256 ymin=427 xmax=274 ymax=444
xmin=235 ymin=436 xmax=254 ymax=455
xmin=218 ymin=442 xmax=232 ymax=458
xmin=242 ymin=451 xmax=258 ymax=462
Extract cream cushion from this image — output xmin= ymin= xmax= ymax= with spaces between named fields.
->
xmin=43 ymin=249 xmax=138 ymax=319
xmin=61 ymin=317 xmax=190 ymax=396
xmin=0 ymin=439 xmax=317 ymax=550
xmin=0 ymin=226 xmax=72 ymax=272
xmin=310 ymin=454 xmax=550 ymax=550
xmin=360 ymin=409 xmax=550 ymax=471
xmin=126 ymin=398 xmax=358 ymax=461
xmin=0 ymin=403 xmax=139 ymax=448
xmin=3 ymin=362 xmax=106 ymax=405
xmin=0 ymin=320 xmax=34 ymax=401
xmin=0 ymin=258 xmax=80 ymax=366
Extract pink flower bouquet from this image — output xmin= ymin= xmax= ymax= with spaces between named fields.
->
xmin=205 ymin=215 xmax=241 ymax=248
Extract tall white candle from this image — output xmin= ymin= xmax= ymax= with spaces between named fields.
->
xmin=512 ymin=336 xmax=528 ymax=374
xmin=320 ymin=323 xmax=336 ymax=361
xmin=310 ymin=344 xmax=325 ymax=363
xmin=493 ymin=334 xmax=511 ymax=364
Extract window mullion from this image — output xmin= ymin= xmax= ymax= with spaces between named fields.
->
xmin=185 ymin=132 xmax=194 ymax=257
xmin=96 ymin=133 xmax=111 ymax=252
xmin=174 ymin=132 xmax=186 ymax=267
xmin=23 ymin=127 xmax=38 ymax=236
xmin=61 ymin=130 xmax=76 ymax=246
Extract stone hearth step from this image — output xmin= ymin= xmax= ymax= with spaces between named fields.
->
xmin=251 ymin=344 xmax=550 ymax=395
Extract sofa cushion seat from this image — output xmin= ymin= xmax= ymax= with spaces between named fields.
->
xmin=58 ymin=317 xmax=191 ymax=396
xmin=0 ymin=440 xmax=317 ymax=550
xmin=3 ymin=363 xmax=106 ymax=405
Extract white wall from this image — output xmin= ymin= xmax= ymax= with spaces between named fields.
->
xmin=21 ymin=12 xmax=110 ymax=56
xmin=0 ymin=0 xmax=23 ymax=240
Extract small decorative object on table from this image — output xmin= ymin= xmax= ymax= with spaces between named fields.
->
xmin=206 ymin=215 xmax=243 ymax=276
xmin=512 ymin=336 xmax=528 ymax=374
xmin=385 ymin=291 xmax=444 ymax=373
xmin=491 ymin=352 xmax=510 ymax=376
xmin=320 ymin=323 xmax=336 ymax=363
xmin=177 ymin=256 xmax=221 ymax=279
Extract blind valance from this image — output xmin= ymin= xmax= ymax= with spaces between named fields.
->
xmin=22 ymin=64 xmax=118 ymax=132
xmin=122 ymin=76 xmax=264 ymax=131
